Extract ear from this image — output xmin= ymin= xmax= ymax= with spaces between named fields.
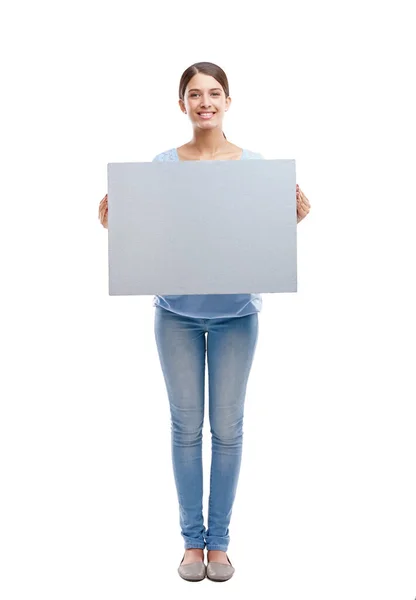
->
xmin=178 ymin=99 xmax=186 ymax=114
xmin=225 ymin=96 xmax=232 ymax=111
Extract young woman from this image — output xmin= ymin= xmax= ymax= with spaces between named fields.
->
xmin=99 ymin=62 xmax=311 ymax=582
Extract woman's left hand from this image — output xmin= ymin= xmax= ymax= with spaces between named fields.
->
xmin=296 ymin=184 xmax=311 ymax=223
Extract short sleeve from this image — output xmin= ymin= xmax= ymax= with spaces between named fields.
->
xmin=245 ymin=150 xmax=264 ymax=160
xmin=152 ymin=149 xmax=177 ymax=162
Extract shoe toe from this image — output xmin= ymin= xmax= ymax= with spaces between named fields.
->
xmin=206 ymin=561 xmax=235 ymax=581
xmin=178 ymin=561 xmax=206 ymax=581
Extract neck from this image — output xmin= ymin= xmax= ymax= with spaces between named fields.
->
xmin=190 ymin=128 xmax=228 ymax=156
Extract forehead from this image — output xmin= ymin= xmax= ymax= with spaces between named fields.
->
xmin=186 ymin=72 xmax=223 ymax=92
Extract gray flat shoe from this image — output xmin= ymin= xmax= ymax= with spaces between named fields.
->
xmin=206 ymin=554 xmax=235 ymax=582
xmin=178 ymin=553 xmax=206 ymax=582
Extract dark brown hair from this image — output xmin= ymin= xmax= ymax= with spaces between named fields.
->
xmin=179 ymin=62 xmax=230 ymax=100
xmin=179 ymin=62 xmax=229 ymax=139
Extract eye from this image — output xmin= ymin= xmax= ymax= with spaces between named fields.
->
xmin=189 ymin=92 xmax=221 ymax=98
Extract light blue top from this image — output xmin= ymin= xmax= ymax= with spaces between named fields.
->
xmin=151 ymin=147 xmax=264 ymax=319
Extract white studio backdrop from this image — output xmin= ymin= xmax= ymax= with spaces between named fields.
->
xmin=1 ymin=1 xmax=415 ymax=599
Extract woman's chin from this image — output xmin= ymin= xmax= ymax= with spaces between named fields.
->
xmin=196 ymin=122 xmax=220 ymax=131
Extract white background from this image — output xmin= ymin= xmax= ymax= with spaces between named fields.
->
xmin=1 ymin=0 xmax=415 ymax=598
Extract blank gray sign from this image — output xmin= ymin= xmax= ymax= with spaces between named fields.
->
xmin=107 ymin=159 xmax=297 ymax=296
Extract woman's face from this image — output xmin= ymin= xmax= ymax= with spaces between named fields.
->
xmin=180 ymin=72 xmax=231 ymax=131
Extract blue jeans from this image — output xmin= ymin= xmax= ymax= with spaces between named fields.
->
xmin=154 ymin=306 xmax=259 ymax=551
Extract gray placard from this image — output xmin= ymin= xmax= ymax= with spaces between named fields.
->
xmin=107 ymin=159 xmax=297 ymax=295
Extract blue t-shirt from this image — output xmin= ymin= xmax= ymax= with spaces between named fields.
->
xmin=151 ymin=147 xmax=263 ymax=319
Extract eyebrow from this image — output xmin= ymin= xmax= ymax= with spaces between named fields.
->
xmin=188 ymin=88 xmax=222 ymax=92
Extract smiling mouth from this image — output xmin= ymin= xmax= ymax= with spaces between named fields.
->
xmin=198 ymin=112 xmax=216 ymax=119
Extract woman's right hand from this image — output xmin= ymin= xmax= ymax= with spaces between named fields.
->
xmin=98 ymin=194 xmax=108 ymax=228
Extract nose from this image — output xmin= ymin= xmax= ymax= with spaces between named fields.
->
xmin=200 ymin=93 xmax=212 ymax=108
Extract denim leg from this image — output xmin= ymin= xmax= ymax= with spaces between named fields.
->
xmin=205 ymin=313 xmax=259 ymax=551
xmin=154 ymin=307 xmax=206 ymax=549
